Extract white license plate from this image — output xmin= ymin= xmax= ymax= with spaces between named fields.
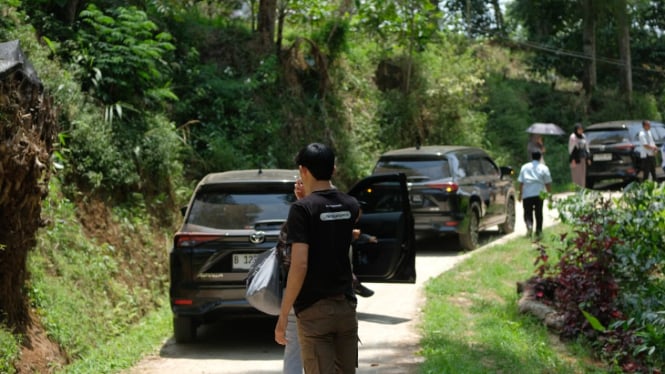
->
xmin=411 ymin=194 xmax=423 ymax=204
xmin=593 ymin=153 xmax=612 ymax=161
xmin=233 ymin=253 xmax=258 ymax=271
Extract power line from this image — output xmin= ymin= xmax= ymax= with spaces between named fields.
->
xmin=498 ymin=37 xmax=664 ymax=75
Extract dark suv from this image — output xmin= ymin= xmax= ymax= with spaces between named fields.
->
xmin=372 ymin=146 xmax=516 ymax=250
xmin=169 ymin=169 xmax=416 ymax=343
xmin=585 ymin=120 xmax=665 ymax=188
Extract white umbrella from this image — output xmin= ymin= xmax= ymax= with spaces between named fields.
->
xmin=525 ymin=123 xmax=566 ymax=136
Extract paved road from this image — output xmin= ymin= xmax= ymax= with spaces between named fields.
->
xmin=125 ymin=200 xmax=562 ymax=374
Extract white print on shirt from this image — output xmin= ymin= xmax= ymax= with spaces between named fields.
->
xmin=320 ymin=211 xmax=352 ymax=221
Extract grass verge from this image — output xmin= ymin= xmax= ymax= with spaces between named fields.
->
xmin=419 ymin=225 xmax=609 ymax=373
xmin=58 ymin=303 xmax=171 ymax=374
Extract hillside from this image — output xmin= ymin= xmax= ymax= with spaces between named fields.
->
xmin=2 ymin=1 xmax=664 ymax=372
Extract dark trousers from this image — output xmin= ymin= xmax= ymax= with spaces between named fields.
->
xmin=523 ymin=196 xmax=544 ymax=234
xmin=641 ymin=156 xmax=657 ymax=182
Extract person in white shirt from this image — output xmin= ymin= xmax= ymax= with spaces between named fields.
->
xmin=638 ymin=120 xmax=659 ymax=182
xmin=518 ymin=151 xmax=552 ymax=240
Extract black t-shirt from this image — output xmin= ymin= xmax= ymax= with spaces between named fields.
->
xmin=286 ymin=189 xmax=360 ymax=314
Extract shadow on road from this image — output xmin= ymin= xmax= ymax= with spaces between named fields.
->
xmin=158 ymin=315 xmax=281 ymax=361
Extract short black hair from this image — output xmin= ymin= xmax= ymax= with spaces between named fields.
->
xmin=294 ymin=143 xmax=335 ymax=180
xmin=531 ymin=151 xmax=542 ymax=161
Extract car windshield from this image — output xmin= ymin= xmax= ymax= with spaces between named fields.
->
xmin=374 ymin=159 xmax=451 ymax=181
xmin=186 ymin=191 xmax=296 ymax=230
xmin=586 ymin=129 xmax=631 ymax=145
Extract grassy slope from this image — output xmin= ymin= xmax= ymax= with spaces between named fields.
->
xmin=420 ymin=225 xmax=609 ymax=373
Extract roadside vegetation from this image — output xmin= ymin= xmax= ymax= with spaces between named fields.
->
xmin=1 ymin=1 xmax=665 ymax=373
xmin=422 ymin=182 xmax=665 ymax=373
xmin=421 ymin=224 xmax=606 ymax=373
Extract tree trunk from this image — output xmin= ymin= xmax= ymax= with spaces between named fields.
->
xmin=616 ymin=0 xmax=632 ymax=105
xmin=582 ymin=0 xmax=596 ymax=95
xmin=490 ymin=0 xmax=505 ymax=36
xmin=0 ymin=41 xmax=57 ymax=333
xmin=257 ymin=0 xmax=277 ymax=50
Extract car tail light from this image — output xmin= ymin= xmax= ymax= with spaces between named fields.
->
xmin=173 ymin=299 xmax=193 ymax=305
xmin=426 ymin=182 xmax=459 ymax=193
xmin=174 ymin=233 xmax=220 ymax=247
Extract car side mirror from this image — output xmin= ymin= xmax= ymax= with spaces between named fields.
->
xmin=180 ymin=206 xmax=187 ymax=217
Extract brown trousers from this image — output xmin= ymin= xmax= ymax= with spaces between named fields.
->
xmin=296 ymin=296 xmax=358 ymax=373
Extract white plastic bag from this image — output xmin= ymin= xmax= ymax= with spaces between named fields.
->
xmin=245 ymin=247 xmax=282 ymax=315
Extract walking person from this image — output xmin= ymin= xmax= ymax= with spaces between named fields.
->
xmin=278 ymin=178 xmax=374 ymax=374
xmin=568 ymin=123 xmax=590 ymax=188
xmin=638 ymin=120 xmax=659 ymax=182
xmin=275 ymin=142 xmax=361 ymax=373
xmin=527 ymin=134 xmax=546 ymax=164
xmin=518 ymin=151 xmax=552 ymax=241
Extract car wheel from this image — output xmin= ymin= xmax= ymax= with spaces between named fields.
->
xmin=459 ymin=203 xmax=480 ymax=250
xmin=585 ymin=177 xmax=595 ymax=189
xmin=499 ymin=197 xmax=516 ymax=234
xmin=173 ymin=316 xmax=196 ymax=343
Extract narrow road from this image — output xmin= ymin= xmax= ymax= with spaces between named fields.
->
xmin=126 ymin=200 xmax=561 ymax=374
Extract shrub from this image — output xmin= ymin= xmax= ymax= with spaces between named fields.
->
xmin=0 ymin=326 xmax=19 ymax=374
xmin=532 ymin=184 xmax=665 ymax=371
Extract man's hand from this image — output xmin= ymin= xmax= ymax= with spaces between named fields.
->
xmin=274 ymin=314 xmax=288 ymax=345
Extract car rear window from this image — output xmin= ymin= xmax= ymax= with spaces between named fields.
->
xmin=585 ymin=129 xmax=631 ymax=145
xmin=374 ymin=159 xmax=451 ymax=181
xmin=186 ymin=191 xmax=296 ymax=230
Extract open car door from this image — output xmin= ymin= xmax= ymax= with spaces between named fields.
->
xmin=347 ymin=173 xmax=416 ymax=283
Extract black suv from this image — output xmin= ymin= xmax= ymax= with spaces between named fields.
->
xmin=372 ymin=146 xmax=516 ymax=250
xmin=169 ymin=169 xmax=416 ymax=343
xmin=585 ymin=120 xmax=665 ymax=188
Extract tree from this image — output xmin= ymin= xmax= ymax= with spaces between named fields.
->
xmin=581 ymin=0 xmax=597 ymax=95
xmin=0 ymin=41 xmax=57 ymax=333
xmin=614 ymin=0 xmax=632 ymax=104
xmin=257 ymin=0 xmax=277 ymax=50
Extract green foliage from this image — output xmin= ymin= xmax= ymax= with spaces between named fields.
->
xmin=27 ymin=180 xmax=169 ymax=368
xmin=0 ymin=325 xmax=19 ymax=374
xmin=58 ymin=303 xmax=172 ymax=374
xmin=76 ymin=4 xmax=176 ymax=110
xmin=549 ymin=184 xmax=665 ymax=370
xmin=421 ymin=228 xmax=606 ymax=373
xmin=373 ymin=35 xmax=488 ymax=151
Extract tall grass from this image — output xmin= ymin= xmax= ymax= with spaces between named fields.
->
xmin=420 ymin=227 xmax=609 ymax=373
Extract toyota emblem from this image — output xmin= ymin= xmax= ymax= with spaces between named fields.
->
xmin=249 ymin=231 xmax=266 ymax=244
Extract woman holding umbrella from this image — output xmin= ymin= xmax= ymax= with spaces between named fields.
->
xmin=527 ymin=134 xmax=546 ymax=164
xmin=525 ymin=123 xmax=566 ymax=165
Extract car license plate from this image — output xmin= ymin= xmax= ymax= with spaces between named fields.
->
xmin=593 ymin=153 xmax=612 ymax=161
xmin=410 ymin=194 xmax=423 ymax=204
xmin=233 ymin=253 xmax=258 ymax=271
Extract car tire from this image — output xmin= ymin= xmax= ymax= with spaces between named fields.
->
xmin=173 ymin=316 xmax=196 ymax=343
xmin=459 ymin=203 xmax=480 ymax=250
xmin=499 ymin=197 xmax=516 ymax=234
xmin=585 ymin=177 xmax=595 ymax=189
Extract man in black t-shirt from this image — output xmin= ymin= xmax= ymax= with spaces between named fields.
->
xmin=274 ymin=143 xmax=360 ymax=373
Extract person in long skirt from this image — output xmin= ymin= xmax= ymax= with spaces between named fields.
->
xmin=568 ymin=123 xmax=590 ymax=188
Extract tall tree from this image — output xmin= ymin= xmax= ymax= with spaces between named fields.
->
xmin=257 ymin=0 xmax=277 ymax=49
xmin=615 ymin=0 xmax=632 ymax=104
xmin=0 ymin=41 xmax=57 ymax=334
xmin=582 ymin=0 xmax=597 ymax=95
